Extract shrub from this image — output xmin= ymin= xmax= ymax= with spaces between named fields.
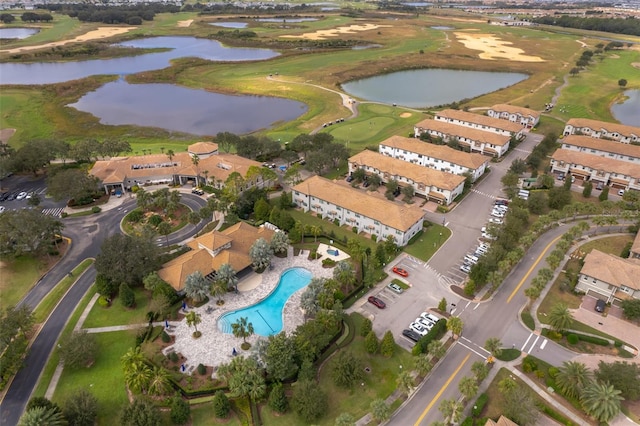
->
xmin=128 ymin=210 xmax=143 ymax=223
xmin=149 ymin=214 xmax=163 ymax=227
xmin=472 ymin=393 xmax=488 ymax=417
xmin=322 ymin=258 xmax=336 ymax=267
xmin=522 ymin=356 xmax=538 ymax=373
xmin=412 ymin=319 xmax=447 ymax=355
xmin=380 ymin=331 xmax=395 ymax=357
xmin=91 ymin=206 xmax=101 ymax=214
xmin=268 ymin=383 xmax=288 ymax=413
xmin=576 ymin=333 xmax=609 ymax=346
xmin=464 ymin=280 xmax=476 ymax=296
xmin=360 ymin=318 xmax=373 ymax=337
xmin=169 ymin=351 xmax=179 ymax=363
xmin=170 ymin=397 xmax=190 ymax=425
xmin=97 ymin=295 xmax=110 ymax=307
xmin=161 ymin=331 xmax=171 ymax=343
xmin=614 ymin=340 xmax=623 ymax=348
xmin=567 ymin=334 xmax=579 ymax=345
xmin=96 ymin=274 xmax=117 ymax=297
xmin=548 ymin=367 xmax=559 ymax=378
xmin=352 ymin=226 xmax=358 ymax=233
xmin=119 ymin=282 xmax=135 ymax=308
xmin=364 ymin=331 xmax=379 ymax=354
xmin=212 ymin=390 xmax=230 ymax=418
xmin=197 ymin=363 xmax=206 ymax=375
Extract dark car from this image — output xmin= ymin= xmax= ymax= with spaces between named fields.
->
xmin=402 ymin=329 xmax=421 ymax=343
xmin=595 ymin=299 xmax=606 ymax=313
xmin=367 ymin=296 xmax=386 ymax=309
xmin=346 ymin=175 xmax=354 ymax=182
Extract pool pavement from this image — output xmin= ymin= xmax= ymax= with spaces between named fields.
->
xmin=163 ymin=248 xmax=333 ymax=374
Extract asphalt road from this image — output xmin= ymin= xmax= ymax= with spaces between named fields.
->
xmin=1 ymin=193 xmax=207 ymax=426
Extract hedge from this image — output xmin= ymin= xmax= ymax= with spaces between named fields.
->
xmin=472 ymin=393 xmax=488 ymax=417
xmin=412 ymin=319 xmax=447 ymax=355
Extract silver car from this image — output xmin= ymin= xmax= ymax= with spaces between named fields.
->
xmin=387 ymin=283 xmax=404 ymax=294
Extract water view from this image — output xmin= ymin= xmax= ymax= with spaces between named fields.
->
xmin=218 ymin=268 xmax=313 ymax=336
xmin=0 ymin=36 xmax=279 ymax=85
xmin=431 ymin=26 xmax=454 ymax=30
xmin=208 ymin=22 xmax=248 ymax=28
xmin=611 ymin=90 xmax=640 ymax=127
xmin=69 ymin=79 xmax=307 ymax=136
xmin=342 ymin=69 xmax=528 ymax=108
xmin=255 ymin=17 xmax=317 ymax=23
xmin=0 ymin=28 xmax=39 ymax=39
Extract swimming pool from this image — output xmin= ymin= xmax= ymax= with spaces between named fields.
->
xmin=218 ymin=267 xmax=312 ymax=336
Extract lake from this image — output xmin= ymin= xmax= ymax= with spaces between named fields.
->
xmin=611 ymin=90 xmax=640 ymax=127
xmin=0 ymin=36 xmax=279 ymax=85
xmin=69 ymin=79 xmax=307 ymax=135
xmin=0 ymin=28 xmax=39 ymax=39
xmin=255 ymin=18 xmax=318 ymax=23
xmin=342 ymin=69 xmax=528 ymax=108
xmin=208 ymin=22 xmax=248 ymax=29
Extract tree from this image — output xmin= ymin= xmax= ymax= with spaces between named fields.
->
xmin=527 ymin=191 xmax=548 ymax=214
xmin=581 ymin=381 xmax=624 ymax=423
xmin=250 ymin=237 xmax=273 ymax=270
xmin=438 ymin=297 xmax=447 ymax=312
xmin=217 ymin=356 xmax=265 ymax=401
xmin=502 ymin=386 xmax=539 ymax=425
xmin=291 ymin=380 xmax=328 ymax=422
xmin=335 ymin=412 xmax=355 ymax=426
xmin=380 ymin=330 xmax=395 ymax=357
xmin=446 ymin=316 xmax=463 ymax=338
xmin=270 ymin=230 xmax=290 ymax=255
xmin=397 ymin=370 xmax=414 ymax=396
xmin=212 ymin=390 xmax=230 ymax=418
xmin=364 ymin=330 xmax=379 ymax=354
xmin=119 ymin=282 xmax=136 ymax=308
xmin=549 ymin=302 xmax=573 ymax=332
xmin=147 ymin=366 xmax=171 ymax=396
xmin=595 ymin=361 xmax=640 ymax=401
xmin=458 ymin=376 xmax=479 ymax=401
xmin=618 ymin=78 xmax=628 ymax=88
xmin=210 ymin=278 xmax=227 ymax=305
xmin=402 ymin=185 xmax=415 ymax=201
xmin=59 ymin=330 xmax=98 ymax=369
xmin=169 ymin=397 xmax=190 ymax=425
xmin=262 ymin=332 xmax=298 ymax=381
xmin=156 ymin=221 xmax=172 ymax=246
xmin=428 ymin=340 xmax=446 ymax=359
xmin=484 ymin=337 xmax=502 ymax=358
xmin=184 ymin=271 xmax=209 ymax=303
xmin=599 ymin=186 xmax=609 ymax=201
xmin=185 ymin=311 xmax=202 ymax=337
xmin=1 ymin=306 xmax=34 ymax=385
xmin=231 ymin=317 xmax=254 ymax=347
xmin=331 ymin=351 xmax=364 ymax=388
xmin=0 ymin=209 xmax=63 ymax=257
xmin=333 ymin=260 xmax=356 ymax=292
xmin=498 ymin=377 xmax=517 ymax=395
xmin=582 ymin=181 xmax=593 ymax=198
xmin=555 ymin=361 xmax=591 ymax=399
xmin=414 ymin=353 xmax=433 ymax=377
xmin=95 ymin=234 xmax=160 ymax=287
xmin=472 ymin=361 xmax=489 ymax=382
xmin=216 ymin=263 xmax=238 ymax=292
xmin=620 ymin=299 xmax=640 ymax=320
xmin=119 ymin=398 xmax=161 ymax=426
xmin=438 ymin=398 xmax=462 ymax=425
xmin=370 ymin=399 xmax=391 ymax=423
xmin=570 ymin=67 xmax=580 ymax=76
xmin=47 ymin=169 xmax=100 ymax=203
xmin=18 ymin=406 xmax=66 ymax=426
xmin=63 ymin=388 xmax=98 ymax=426
xmin=12 ymin=139 xmax=56 ymax=175
xmin=100 ymin=139 xmax=131 ymax=158
xmin=268 ymin=383 xmax=289 ymax=413
xmin=121 ymin=347 xmax=152 ymax=394
xmin=26 ymin=397 xmax=60 ymax=413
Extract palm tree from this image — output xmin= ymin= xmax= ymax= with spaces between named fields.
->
xmin=581 ymin=381 xmax=624 ymax=423
xmin=498 ymin=377 xmax=518 ymax=395
xmin=184 ymin=271 xmax=209 ymax=303
xmin=396 ymin=370 xmax=414 ymax=396
xmin=438 ymin=398 xmax=462 ymax=425
xmin=231 ymin=317 xmax=254 ymax=348
xmin=333 ymin=260 xmax=356 ymax=292
xmin=458 ymin=376 xmax=479 ymax=401
xmin=18 ymin=406 xmax=66 ymax=426
xmin=186 ymin=310 xmax=202 ymax=337
xmin=484 ymin=337 xmax=503 ymax=358
xmin=310 ymin=225 xmax=321 ymax=242
xmin=191 ymin=154 xmax=201 ymax=186
xmin=147 ymin=366 xmax=172 ymax=396
xmin=555 ymin=361 xmax=591 ymax=399
xmin=124 ymin=357 xmax=152 ymax=394
xmin=210 ymin=278 xmax=227 ymax=305
xmin=216 ymin=263 xmax=238 ymax=292
xmin=592 ymin=215 xmax=608 ymax=235
xmin=166 ymin=149 xmax=176 ymax=186
xmin=548 ymin=302 xmax=573 ymax=332
xmin=427 ymin=340 xmax=446 ymax=360
xmin=414 ymin=354 xmax=433 ymax=377
xmin=446 ymin=316 xmax=463 ymax=339
xmin=471 ymin=361 xmax=489 ymax=382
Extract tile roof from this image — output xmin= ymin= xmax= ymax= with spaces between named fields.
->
xmin=485 ymin=416 xmax=519 ymax=426
xmin=490 ymin=103 xmax=540 ymax=119
xmin=415 ymin=118 xmax=512 ymax=146
xmin=188 ymin=141 xmax=219 ymax=155
xmin=631 ymin=232 xmax=640 ymax=256
xmin=566 ymin=118 xmax=640 ymax=137
xmin=380 ymin=135 xmax=489 ymax=170
xmin=292 ymin=175 xmax=425 ymax=232
xmin=436 ymin=109 xmax=525 ymax=133
xmin=349 ymin=150 xmax=465 ymax=191
xmin=581 ymin=249 xmax=640 ymax=291
xmin=551 ymin=149 xmax=640 ymax=178
xmin=562 ymin=135 xmax=640 ymax=159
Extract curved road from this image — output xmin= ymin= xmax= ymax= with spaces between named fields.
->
xmin=1 ymin=193 xmax=207 ymax=426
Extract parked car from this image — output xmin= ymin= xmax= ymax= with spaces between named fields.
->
xmin=367 ymin=296 xmax=386 ymax=309
xmin=387 ymin=283 xmax=404 ymax=294
xmin=402 ymin=329 xmax=421 ymax=342
xmin=460 ymin=264 xmax=471 ymax=274
xmin=491 ymin=211 xmax=505 ymax=218
xmin=618 ymin=189 xmax=625 ymax=196
xmin=488 ymin=217 xmax=503 ymax=225
xmin=363 ymin=180 xmax=371 ymax=188
xmin=595 ymin=299 xmax=606 ymax=313
xmin=0 ymin=206 xmax=5 ymax=214
xmin=494 ymin=199 xmax=509 ymax=206
xmin=16 ymin=191 xmax=27 ymax=200
xmin=596 ymin=182 xmax=604 ymax=191
xmin=409 ymin=322 xmax=429 ymax=336
xmin=420 ymin=312 xmax=440 ymax=325
xmin=392 ymin=266 xmax=409 ymax=277
xmin=346 ymin=175 xmax=354 ymax=182
xmin=416 ymin=317 xmax=434 ymax=330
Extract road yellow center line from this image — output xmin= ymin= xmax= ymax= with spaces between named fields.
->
xmin=414 ymin=353 xmax=471 ymax=426
xmin=506 ymin=234 xmax=563 ymax=304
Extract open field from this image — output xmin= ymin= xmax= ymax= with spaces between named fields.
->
xmin=1 ymin=10 xmax=638 ymax=153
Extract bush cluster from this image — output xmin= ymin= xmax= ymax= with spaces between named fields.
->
xmin=412 ymin=319 xmax=447 ymax=355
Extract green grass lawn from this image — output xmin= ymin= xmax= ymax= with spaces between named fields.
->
xmin=188 ymin=404 xmax=243 ymax=425
xmin=82 ymin=286 xmax=149 ymax=328
xmin=51 ymin=330 xmax=135 ymax=424
xmin=0 ymin=255 xmax=50 ymax=309
xmin=403 ymin=224 xmax=451 ymax=262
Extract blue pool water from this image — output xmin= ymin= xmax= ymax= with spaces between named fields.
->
xmin=218 ymin=268 xmax=312 ymax=336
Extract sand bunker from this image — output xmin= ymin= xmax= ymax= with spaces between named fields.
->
xmin=632 ymin=62 xmax=640 ymax=70
xmin=400 ymin=112 xmax=412 ymax=118
xmin=0 ymin=129 xmax=16 ymax=144
xmin=281 ymin=23 xmax=391 ymax=40
xmin=177 ymin=19 xmax=194 ymax=28
xmin=454 ymin=32 xmax=544 ymax=62
xmin=0 ymin=27 xmax=134 ymax=54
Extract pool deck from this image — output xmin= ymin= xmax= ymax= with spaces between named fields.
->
xmin=163 ymin=248 xmax=333 ymax=375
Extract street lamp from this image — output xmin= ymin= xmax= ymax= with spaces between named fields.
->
xmin=438 ymin=232 xmax=442 ymax=245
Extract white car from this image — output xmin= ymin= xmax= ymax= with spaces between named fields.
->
xmin=0 ymin=206 xmax=5 ymax=214
xmin=618 ymin=189 xmax=625 ymax=196
xmin=416 ymin=317 xmax=434 ymax=330
xmin=488 ymin=217 xmax=503 ymax=225
xmin=491 ymin=211 xmax=505 ymax=218
xmin=420 ymin=312 xmax=440 ymax=325
xmin=460 ymin=264 xmax=471 ymax=273
xmin=16 ymin=191 xmax=28 ymax=200
xmin=410 ymin=322 xmax=429 ymax=336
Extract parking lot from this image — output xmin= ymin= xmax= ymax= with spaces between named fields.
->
xmin=0 ymin=175 xmax=66 ymax=217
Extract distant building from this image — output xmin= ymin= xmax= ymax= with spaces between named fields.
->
xmin=434 ymin=109 xmax=525 ymax=139
xmin=560 ymin=134 xmax=640 ymax=165
xmin=576 ymin=249 xmax=640 ymax=305
xmin=379 ymin=135 xmax=489 ymax=182
xmin=487 ymin=104 xmax=540 ymax=128
xmin=292 ymin=176 xmax=424 ymax=246
xmin=158 ymin=222 xmax=274 ymax=291
xmin=563 ymin=118 xmax=640 ymax=144
xmin=348 ymin=150 xmax=465 ymax=205
xmin=485 ymin=416 xmax=519 ymax=426
xmin=414 ymin=118 xmax=511 ymax=158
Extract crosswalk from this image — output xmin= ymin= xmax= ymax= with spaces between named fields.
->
xmin=513 ymin=148 xmax=532 ymax=154
xmin=41 ymin=207 xmax=64 ymax=218
xmin=471 ymin=188 xmax=497 ymax=199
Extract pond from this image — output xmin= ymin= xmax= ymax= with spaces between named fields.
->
xmin=402 ymin=2 xmax=433 ymax=6
xmin=255 ymin=17 xmax=318 ymax=23
xmin=431 ymin=26 xmax=454 ymax=30
xmin=69 ymin=79 xmax=307 ymax=136
xmin=342 ymin=69 xmax=528 ymax=108
xmin=0 ymin=28 xmax=39 ymax=39
xmin=0 ymin=36 xmax=279 ymax=85
xmin=208 ymin=22 xmax=248 ymax=29
xmin=611 ymin=90 xmax=640 ymax=127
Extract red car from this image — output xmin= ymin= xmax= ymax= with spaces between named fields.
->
xmin=392 ymin=266 xmax=409 ymax=277
xmin=368 ymin=296 xmax=386 ymax=309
